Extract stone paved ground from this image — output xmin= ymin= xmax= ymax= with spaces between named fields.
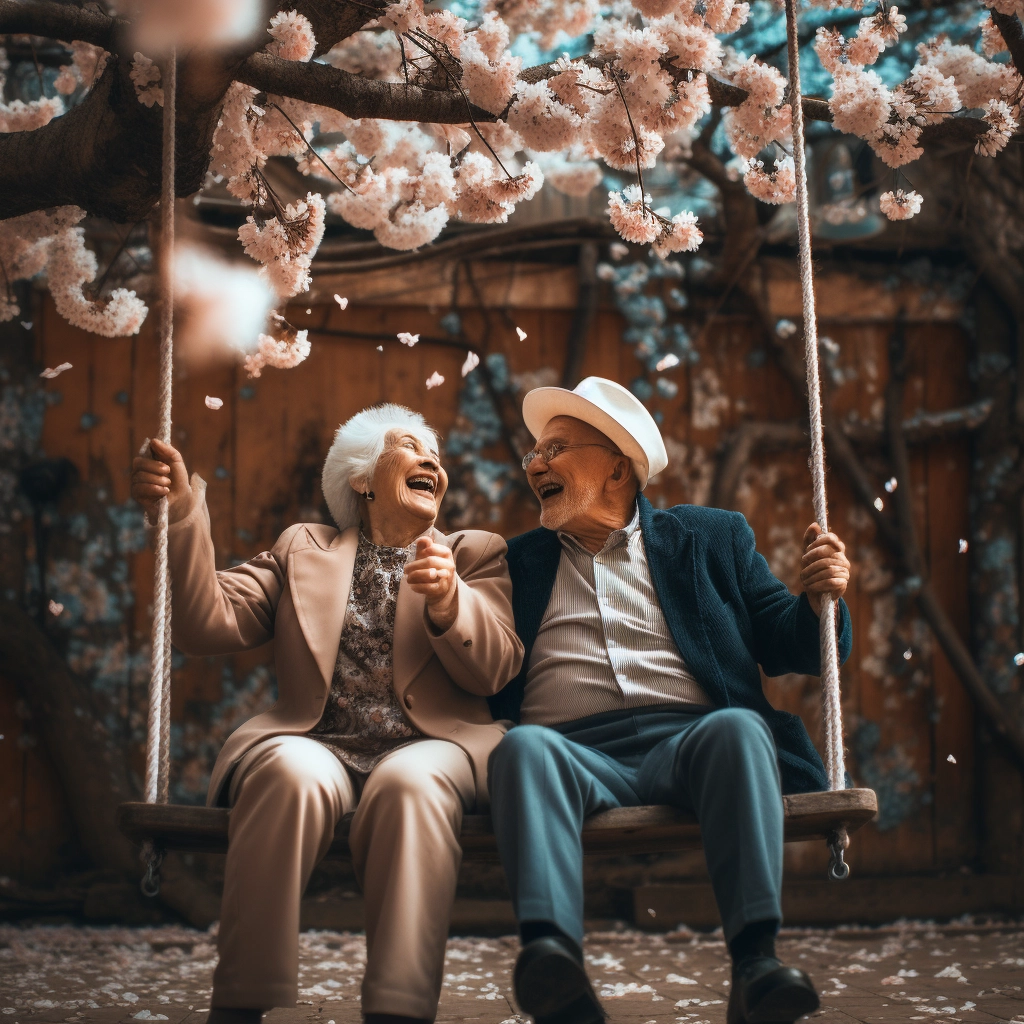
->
xmin=1 ymin=920 xmax=1022 ymax=1024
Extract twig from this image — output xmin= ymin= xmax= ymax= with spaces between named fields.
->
xmin=87 ymin=220 xmax=145 ymax=300
xmin=265 ymin=100 xmax=359 ymax=195
xmin=611 ymin=70 xmax=648 ymax=216
xmin=404 ymin=29 xmax=513 ymax=179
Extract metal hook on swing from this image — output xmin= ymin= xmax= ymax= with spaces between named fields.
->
xmin=140 ymin=841 xmax=165 ymax=898
xmin=826 ymin=828 xmax=850 ymax=881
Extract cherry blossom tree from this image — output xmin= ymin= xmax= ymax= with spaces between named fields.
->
xmin=0 ymin=0 xmax=1021 ymax=346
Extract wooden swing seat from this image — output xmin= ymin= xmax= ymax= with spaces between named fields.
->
xmin=117 ymin=788 xmax=876 ymax=862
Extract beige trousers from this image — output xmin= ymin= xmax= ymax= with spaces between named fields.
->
xmin=211 ymin=735 xmax=476 ymax=1018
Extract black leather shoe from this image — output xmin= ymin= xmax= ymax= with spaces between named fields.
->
xmin=513 ymin=936 xmax=605 ymax=1024
xmin=727 ymin=955 xmax=820 ymax=1024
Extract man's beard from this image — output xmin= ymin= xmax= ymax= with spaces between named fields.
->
xmin=538 ymin=478 xmax=602 ymax=532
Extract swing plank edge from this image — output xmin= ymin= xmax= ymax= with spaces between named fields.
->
xmin=116 ymin=788 xmax=877 ymax=860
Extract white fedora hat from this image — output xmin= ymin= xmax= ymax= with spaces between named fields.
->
xmin=522 ymin=376 xmax=668 ymax=489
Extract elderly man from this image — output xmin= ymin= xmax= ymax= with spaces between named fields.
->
xmin=487 ymin=377 xmax=852 ymax=1024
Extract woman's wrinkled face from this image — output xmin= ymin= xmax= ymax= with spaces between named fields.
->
xmin=369 ymin=430 xmax=448 ymax=524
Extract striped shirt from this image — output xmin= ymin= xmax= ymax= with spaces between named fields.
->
xmin=520 ymin=506 xmax=712 ymax=726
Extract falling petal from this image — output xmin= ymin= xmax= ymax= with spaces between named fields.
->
xmin=884 ymin=477 xmax=898 ymax=492
xmin=376 ymin=345 xmax=384 ymax=352
xmin=873 ymin=497 xmax=884 ymax=511
xmin=903 ymin=648 xmax=912 ymax=660
xmin=39 ymin=362 xmax=73 ymax=379
xmin=656 ymin=353 xmax=680 ymax=372
xmin=398 ymin=332 xmax=420 ymax=347
xmin=48 ymin=600 xmax=64 ymax=616
xmin=461 ymin=351 xmax=480 ymax=377
xmin=334 ymin=294 xmax=348 ymax=310
xmin=1015 ymin=652 xmax=1024 ymax=666
xmin=516 ymin=327 xmax=528 ymax=341
xmin=426 ymin=371 xmax=445 ymax=389
xmin=958 ymin=538 xmax=968 ymax=553
xmin=947 ymin=754 xmax=957 ymax=764
xmin=205 ymin=396 xmax=224 ymax=410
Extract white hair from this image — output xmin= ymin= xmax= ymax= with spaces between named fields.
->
xmin=322 ymin=404 xmax=439 ymax=531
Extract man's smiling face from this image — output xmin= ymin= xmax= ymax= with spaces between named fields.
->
xmin=526 ymin=415 xmax=621 ymax=532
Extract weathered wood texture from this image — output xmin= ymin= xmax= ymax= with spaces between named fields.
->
xmin=115 ymin=790 xmax=878 ymax=862
xmin=0 ymin=260 xmax=991 ymax=894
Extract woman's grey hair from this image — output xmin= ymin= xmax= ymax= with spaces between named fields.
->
xmin=322 ymin=404 xmax=439 ymax=531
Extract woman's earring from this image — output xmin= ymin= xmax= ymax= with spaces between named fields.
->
xmin=364 ymin=491 xmax=375 ymax=501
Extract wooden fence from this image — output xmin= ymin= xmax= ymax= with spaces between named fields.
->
xmin=0 ymin=256 xmax=993 ymax=906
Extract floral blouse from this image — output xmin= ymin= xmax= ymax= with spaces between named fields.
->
xmin=308 ymin=532 xmax=422 ymax=775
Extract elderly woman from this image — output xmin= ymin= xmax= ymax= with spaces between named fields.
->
xmin=131 ymin=404 xmax=523 ymax=1024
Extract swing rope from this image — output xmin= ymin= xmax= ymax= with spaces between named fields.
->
xmin=140 ymin=48 xmax=175 ymax=897
xmin=784 ymin=0 xmax=850 ymax=879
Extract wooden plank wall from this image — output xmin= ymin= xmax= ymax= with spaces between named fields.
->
xmin=0 ymin=259 xmax=977 ymax=889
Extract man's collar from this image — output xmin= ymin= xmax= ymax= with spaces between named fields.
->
xmin=557 ymin=502 xmax=640 ymax=555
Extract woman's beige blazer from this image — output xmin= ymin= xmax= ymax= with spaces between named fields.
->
xmin=166 ymin=476 xmax=524 ymax=809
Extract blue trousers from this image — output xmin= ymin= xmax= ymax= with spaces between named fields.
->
xmin=488 ymin=705 xmax=784 ymax=945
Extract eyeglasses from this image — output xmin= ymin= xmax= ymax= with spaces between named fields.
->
xmin=521 ymin=442 xmax=622 ymax=471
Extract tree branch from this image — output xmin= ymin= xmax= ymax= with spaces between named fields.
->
xmin=842 ymin=398 xmax=994 ymax=448
xmin=312 ymin=217 xmax=616 ymax=271
xmin=289 ymin=0 xmax=391 ymax=56
xmin=886 ymin=321 xmax=1024 ymax=771
xmin=710 ymin=400 xmax=994 ymax=509
xmin=991 ymin=9 xmax=1024 ymax=74
xmin=520 ymin=56 xmax=994 ymax=151
xmin=0 ymin=0 xmax=120 ymax=48
xmin=237 ymin=51 xmax=497 ymax=123
xmin=712 ymin=420 xmax=805 ymax=508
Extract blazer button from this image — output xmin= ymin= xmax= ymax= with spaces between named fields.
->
xmin=404 ymin=694 xmax=414 ymax=709
xmin=463 ymin=639 xmax=473 ymax=647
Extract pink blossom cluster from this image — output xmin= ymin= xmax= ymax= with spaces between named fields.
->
xmin=0 ymin=210 xmax=56 ymax=320
xmin=879 ymin=189 xmax=923 ymax=221
xmin=537 ymin=155 xmax=604 ymax=197
xmin=130 ymin=53 xmax=163 ymax=107
xmin=980 ymin=16 xmax=1009 ymax=56
xmin=0 ymin=94 xmax=64 ymax=132
xmin=461 ymin=13 xmax=523 ymax=115
xmin=494 ymin=0 xmax=599 ymax=50
xmin=723 ymin=58 xmax=791 ymax=159
xmin=742 ymin=156 xmax=796 ymax=205
xmin=812 ymin=8 xmax=1021 ymax=174
xmin=267 ymin=10 xmax=316 ymax=62
xmin=237 ymin=192 xmax=326 ymax=296
xmin=976 ymin=99 xmax=1018 ymax=157
xmin=916 ymin=37 xmax=1021 ymax=111
xmin=243 ymin=327 xmax=311 ymax=377
xmin=55 ymin=41 xmax=109 ymax=95
xmin=607 ymin=185 xmax=702 ymax=255
xmin=0 ymin=207 xmax=147 ymax=335
xmin=47 ymin=208 xmax=148 ymax=336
